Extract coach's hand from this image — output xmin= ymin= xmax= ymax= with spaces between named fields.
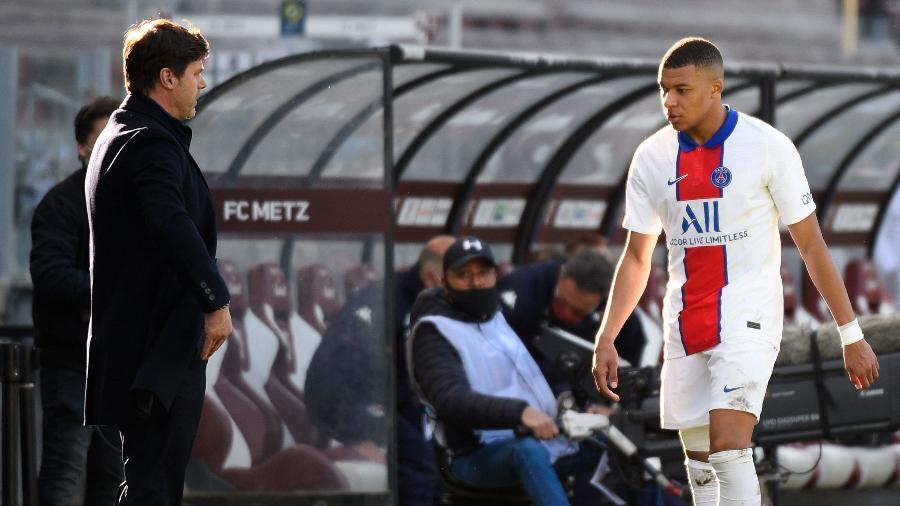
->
xmin=202 ymin=305 xmax=233 ymax=360
xmin=593 ymin=338 xmax=620 ymax=402
xmin=843 ymin=339 xmax=879 ymax=390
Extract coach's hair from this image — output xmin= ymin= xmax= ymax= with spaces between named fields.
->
xmin=560 ymin=250 xmax=614 ymax=295
xmin=74 ymin=96 xmax=119 ymax=145
xmin=123 ymin=18 xmax=209 ymax=96
xmin=661 ymin=37 xmax=723 ymax=72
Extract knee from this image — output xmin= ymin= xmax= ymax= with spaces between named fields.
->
xmin=709 ymin=433 xmax=749 ymax=454
xmin=511 ymin=437 xmax=550 ymax=463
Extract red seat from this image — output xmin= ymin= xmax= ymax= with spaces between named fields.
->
xmin=782 ymin=266 xmax=799 ymax=323
xmin=215 ymin=260 xmax=283 ymax=463
xmin=639 ymin=264 xmax=666 ymax=324
xmin=192 ymin=393 xmax=349 ymax=492
xmin=296 ymin=264 xmax=341 ymax=335
xmin=192 ymin=396 xmax=234 ymax=475
xmin=247 ymin=263 xmax=318 ymax=446
xmin=845 ymin=258 xmax=891 ymax=315
xmin=802 ymin=271 xmax=831 ymax=321
xmin=344 ymin=263 xmax=378 ymax=297
xmin=221 ymin=444 xmax=349 ymax=491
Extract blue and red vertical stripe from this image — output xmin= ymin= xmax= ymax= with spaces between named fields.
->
xmin=675 ymin=138 xmax=729 ymax=355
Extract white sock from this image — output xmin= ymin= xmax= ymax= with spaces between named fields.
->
xmin=708 ymin=449 xmax=760 ymax=505
xmin=685 ymin=458 xmax=718 ymax=506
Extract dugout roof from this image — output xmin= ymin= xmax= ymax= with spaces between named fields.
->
xmin=191 ymin=45 xmax=900 ymax=264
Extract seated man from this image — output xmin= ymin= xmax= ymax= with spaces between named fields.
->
xmin=408 ymin=236 xmax=582 ymax=506
xmin=500 ymin=249 xmax=646 ymax=393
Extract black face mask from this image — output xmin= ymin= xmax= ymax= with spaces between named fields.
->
xmin=446 ymin=286 xmax=499 ymax=322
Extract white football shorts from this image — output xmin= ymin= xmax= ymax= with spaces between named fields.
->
xmin=660 ymin=337 xmax=780 ymax=430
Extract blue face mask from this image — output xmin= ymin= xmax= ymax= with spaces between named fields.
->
xmin=446 ymin=286 xmax=499 ymax=322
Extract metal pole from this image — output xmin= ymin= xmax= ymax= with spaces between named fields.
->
xmin=3 ymin=381 xmax=21 ymax=506
xmin=0 ymin=46 xmax=17 ymax=284
xmin=448 ymin=2 xmax=463 ymax=49
xmin=19 ymin=383 xmax=37 ymax=506
xmin=18 ymin=343 xmax=38 ymax=506
xmin=842 ymin=0 xmax=859 ymax=58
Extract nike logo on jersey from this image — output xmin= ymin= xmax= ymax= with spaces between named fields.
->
xmin=667 ymin=174 xmax=688 ymax=185
xmin=723 ymin=385 xmax=744 ymax=393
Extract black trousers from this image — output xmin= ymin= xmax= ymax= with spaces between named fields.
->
xmin=39 ymin=366 xmax=124 ymax=506
xmin=117 ymin=355 xmax=206 ymax=506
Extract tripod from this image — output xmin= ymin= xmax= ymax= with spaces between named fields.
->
xmin=1 ymin=339 xmax=39 ymax=506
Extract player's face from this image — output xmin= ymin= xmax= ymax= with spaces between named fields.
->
xmin=658 ymin=65 xmax=723 ymax=137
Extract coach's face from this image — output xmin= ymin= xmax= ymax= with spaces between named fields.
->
xmin=658 ymin=64 xmax=723 ymax=135
xmin=172 ymin=59 xmax=207 ymax=120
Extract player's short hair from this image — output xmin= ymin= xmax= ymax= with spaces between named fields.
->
xmin=661 ymin=37 xmax=723 ymax=73
xmin=123 ymin=18 xmax=209 ymax=96
xmin=74 ymin=96 xmax=119 ymax=145
xmin=560 ymin=250 xmax=614 ymax=295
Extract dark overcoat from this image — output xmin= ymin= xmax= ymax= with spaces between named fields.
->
xmin=85 ymin=93 xmax=229 ymax=425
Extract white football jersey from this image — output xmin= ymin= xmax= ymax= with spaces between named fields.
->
xmin=623 ymin=107 xmax=815 ymax=359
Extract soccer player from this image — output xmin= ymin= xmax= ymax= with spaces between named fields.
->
xmin=591 ymin=37 xmax=879 ymax=505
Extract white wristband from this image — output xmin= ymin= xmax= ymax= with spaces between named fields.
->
xmin=838 ymin=319 xmax=864 ymax=346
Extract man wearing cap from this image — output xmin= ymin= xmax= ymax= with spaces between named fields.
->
xmin=408 ymin=236 xmax=585 ymax=506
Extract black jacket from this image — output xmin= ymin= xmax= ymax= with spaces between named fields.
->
xmin=85 ymin=94 xmax=229 ymax=425
xmin=409 ymin=288 xmax=528 ymax=456
xmin=30 ymin=167 xmax=91 ymax=371
xmin=305 ymin=279 xmax=387 ymax=445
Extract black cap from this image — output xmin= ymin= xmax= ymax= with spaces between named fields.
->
xmin=443 ymin=236 xmax=497 ymax=273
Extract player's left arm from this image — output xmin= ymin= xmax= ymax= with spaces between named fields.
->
xmin=787 ymin=214 xmax=879 ymax=390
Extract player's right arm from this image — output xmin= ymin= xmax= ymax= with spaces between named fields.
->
xmin=593 ymin=231 xmax=658 ymax=401
xmin=593 ymin=142 xmax=663 ymax=401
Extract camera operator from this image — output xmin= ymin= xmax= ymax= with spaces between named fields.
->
xmin=499 ymin=249 xmax=646 ymax=394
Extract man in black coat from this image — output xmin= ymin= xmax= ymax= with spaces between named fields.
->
xmin=31 ymin=96 xmax=123 ymax=506
xmin=85 ymin=19 xmax=231 ymax=506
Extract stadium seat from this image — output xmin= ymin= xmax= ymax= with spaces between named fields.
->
xmin=802 ymin=272 xmax=832 ymax=322
xmin=247 ymin=263 xmax=318 ymax=446
xmin=344 ymin=263 xmax=378 ymax=297
xmin=638 ymin=264 xmax=666 ymax=325
xmin=845 ymin=258 xmax=896 ymax=316
xmin=215 ymin=260 xmax=283 ymax=463
xmin=290 ymin=265 xmax=341 ymax=391
xmin=296 ymin=264 xmax=341 ymax=334
xmin=781 ymin=266 xmax=820 ymax=328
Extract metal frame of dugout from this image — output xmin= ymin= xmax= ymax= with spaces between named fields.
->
xmin=5 ymin=45 xmax=900 ymax=506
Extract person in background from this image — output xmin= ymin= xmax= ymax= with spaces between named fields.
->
xmin=303 ymin=235 xmax=454 ymax=506
xmin=409 ymin=236 xmax=579 ymax=506
xmin=31 ymin=95 xmax=123 ymax=506
xmin=394 ymin=235 xmax=455 ymax=505
xmin=500 ymin=249 xmax=646 ymax=393
xmin=564 ymin=232 xmax=611 ymax=258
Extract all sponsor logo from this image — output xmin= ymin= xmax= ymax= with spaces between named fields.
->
xmin=681 ymin=201 xmax=720 ymax=234
xmin=671 ymin=200 xmax=748 ymax=247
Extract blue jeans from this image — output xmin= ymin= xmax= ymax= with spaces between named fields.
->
xmin=39 ymin=366 xmax=123 ymax=506
xmin=450 ymin=437 xmax=570 ymax=506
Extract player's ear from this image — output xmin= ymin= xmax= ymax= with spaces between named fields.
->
xmin=709 ymin=77 xmax=723 ymax=98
